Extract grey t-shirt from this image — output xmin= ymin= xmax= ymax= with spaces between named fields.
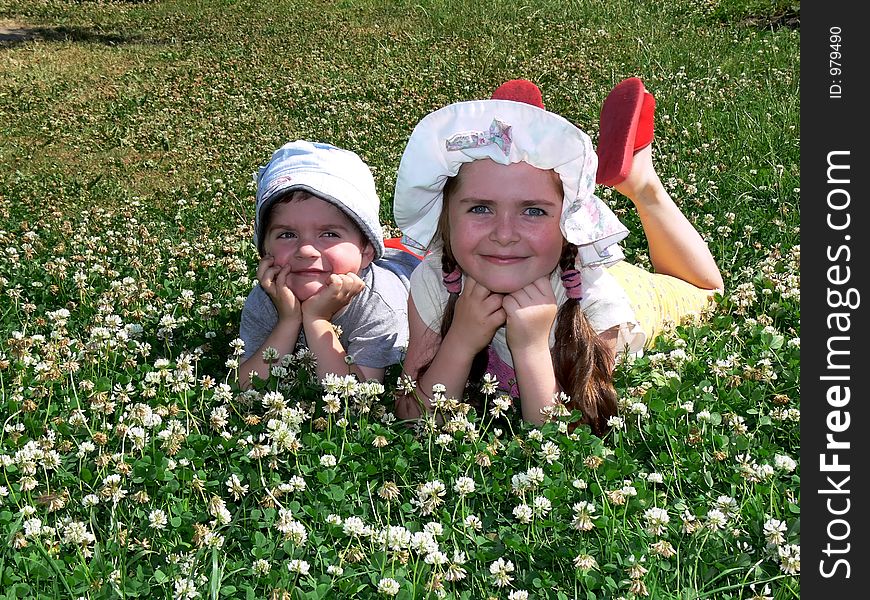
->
xmin=239 ymin=256 xmax=414 ymax=369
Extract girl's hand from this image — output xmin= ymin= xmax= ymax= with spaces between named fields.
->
xmin=449 ymin=276 xmax=506 ymax=355
xmin=301 ymin=272 xmax=366 ymax=321
xmin=503 ymin=276 xmax=557 ymax=349
xmin=257 ymin=255 xmax=302 ymax=322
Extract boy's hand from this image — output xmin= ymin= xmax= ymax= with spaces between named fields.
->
xmin=301 ymin=272 xmax=365 ymax=321
xmin=257 ymin=256 xmax=302 ymax=322
xmin=503 ymin=276 xmax=557 ymax=349
xmin=450 ymin=276 xmax=506 ymax=355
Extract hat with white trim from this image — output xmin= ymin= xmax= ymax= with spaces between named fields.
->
xmin=392 ymin=81 xmax=628 ymax=267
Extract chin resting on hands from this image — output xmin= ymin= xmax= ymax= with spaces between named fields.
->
xmin=301 ymin=272 xmax=366 ymax=321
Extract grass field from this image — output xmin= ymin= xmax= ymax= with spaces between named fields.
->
xmin=1 ymin=1 xmax=800 ymax=598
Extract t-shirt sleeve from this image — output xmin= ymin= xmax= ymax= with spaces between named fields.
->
xmin=339 ymin=265 xmax=411 ymax=369
xmin=239 ymin=285 xmax=279 ymax=362
xmin=408 ymin=253 xmax=447 ymax=333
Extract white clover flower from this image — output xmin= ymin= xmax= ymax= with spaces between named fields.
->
xmin=644 ymin=507 xmax=670 ymax=536
xmin=773 ymin=454 xmax=797 ymax=473
xmin=174 ymin=577 xmax=199 ymax=599
xmin=715 ymin=495 xmax=738 ymax=517
xmin=629 ymin=402 xmax=649 ymax=418
xmin=490 ymin=395 xmax=512 ymax=418
xmin=377 ymin=577 xmax=400 ymax=596
xmin=23 ymin=517 xmax=42 ymax=539
xmin=463 ymin=514 xmax=482 ymax=531
xmin=706 ymin=508 xmax=728 ymax=530
xmin=342 ymin=516 xmax=370 ymax=537
xmin=61 ymin=521 xmax=96 ymax=546
xmin=777 ymin=543 xmax=800 ymax=575
xmin=252 ymin=559 xmax=271 ymax=576
xmin=526 ymin=467 xmax=545 ymax=486
xmin=226 ymin=474 xmax=249 ymax=500
xmin=376 ymin=525 xmax=412 ymax=552
xmin=571 ymin=501 xmax=597 ymax=531
xmin=539 ymin=440 xmax=561 ymax=464
xmin=149 ymin=509 xmax=168 ymax=530
xmin=527 ymin=429 xmax=543 ymax=442
xmin=425 ymin=550 xmax=448 ymax=566
xmin=320 ymin=454 xmax=337 ymax=468
xmin=511 ymin=472 xmax=531 ymax=494
xmin=533 ymin=496 xmax=552 ymax=517
xmin=411 ymin=480 xmax=446 ymax=516
xmin=283 ymin=520 xmax=307 ymax=546
xmin=481 ymin=372 xmax=499 ymax=395
xmin=326 ymin=514 xmax=342 ymax=525
xmin=454 ymin=476 xmax=476 ymax=496
xmin=445 ymin=552 xmax=468 ymax=582
xmin=435 ymin=433 xmax=453 ymax=448
xmin=287 ymin=559 xmax=310 ymax=575
xmin=606 ymin=415 xmax=625 ymax=429
xmin=508 ymin=591 xmax=529 ymax=600
xmin=647 ymin=472 xmax=664 ymax=484
xmin=423 ymin=521 xmax=444 ymax=537
xmin=323 ymin=393 xmax=342 ymax=414
xmin=763 ymin=517 xmax=788 ymax=546
xmin=410 ymin=530 xmax=439 ymax=554
xmin=489 ymin=557 xmax=515 ymax=587
xmin=573 ymin=553 xmax=599 ymax=571
xmin=287 ymin=475 xmax=307 ymax=492
xmin=229 ymin=338 xmax=245 ymax=356
xmin=513 ymin=503 xmax=533 ymax=524
xmin=696 ymin=410 xmax=712 ymax=422
xmin=326 ymin=564 xmax=344 ymax=576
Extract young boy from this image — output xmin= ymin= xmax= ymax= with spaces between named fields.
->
xmin=238 ymin=140 xmax=415 ymax=386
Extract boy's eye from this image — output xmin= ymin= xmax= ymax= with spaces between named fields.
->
xmin=321 ymin=231 xmax=340 ymax=238
xmin=523 ymin=207 xmax=547 ymax=217
xmin=277 ymin=231 xmax=297 ymax=239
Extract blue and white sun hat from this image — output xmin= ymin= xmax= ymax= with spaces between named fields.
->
xmin=254 ymin=140 xmax=386 ymax=259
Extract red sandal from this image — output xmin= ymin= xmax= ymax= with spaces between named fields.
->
xmin=595 ymin=77 xmax=655 ymax=186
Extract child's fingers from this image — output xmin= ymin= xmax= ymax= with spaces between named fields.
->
xmin=333 ymin=272 xmax=365 ymax=291
xmin=464 ymin=275 xmax=502 ymax=301
xmin=273 ymin=264 xmax=294 ymax=288
xmin=531 ymin=276 xmax=556 ymax=301
xmin=256 ymin=256 xmax=277 ymax=282
xmin=488 ymin=307 xmax=507 ymax=328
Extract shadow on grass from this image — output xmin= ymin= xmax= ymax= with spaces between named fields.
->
xmin=0 ymin=24 xmax=152 ymax=47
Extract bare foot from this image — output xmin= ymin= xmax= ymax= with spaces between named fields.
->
xmin=612 ymin=146 xmax=663 ymax=206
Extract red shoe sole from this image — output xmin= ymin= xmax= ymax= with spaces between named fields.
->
xmin=595 ymin=77 xmax=655 ymax=186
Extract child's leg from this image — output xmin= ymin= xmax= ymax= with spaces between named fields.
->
xmin=613 ymin=146 xmax=724 ymax=291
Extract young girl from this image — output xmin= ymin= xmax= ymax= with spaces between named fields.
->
xmin=392 ymin=78 xmax=723 ymax=435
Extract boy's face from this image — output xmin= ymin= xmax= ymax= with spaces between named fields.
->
xmin=263 ymin=193 xmax=374 ymax=302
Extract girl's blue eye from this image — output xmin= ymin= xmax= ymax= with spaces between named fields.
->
xmin=469 ymin=205 xmax=491 ymax=214
xmin=524 ymin=207 xmax=546 ymax=217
